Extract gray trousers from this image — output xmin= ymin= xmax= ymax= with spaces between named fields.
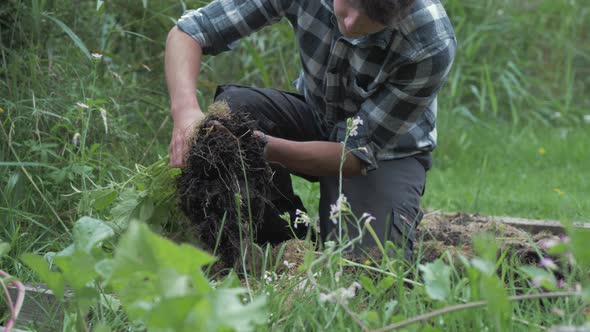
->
xmin=215 ymin=85 xmax=430 ymax=259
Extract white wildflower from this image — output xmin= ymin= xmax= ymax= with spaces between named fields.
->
xmin=76 ymin=102 xmax=89 ymax=109
xmin=361 ymin=212 xmax=376 ymax=225
xmin=329 ymin=194 xmax=348 ymax=224
xmin=99 ymin=108 xmax=108 ymax=134
xmin=294 ymin=209 xmax=312 ymax=229
xmin=318 ymin=281 xmax=362 ymax=305
xmin=263 ymin=271 xmax=278 ymax=285
xmin=72 ymin=133 xmax=81 ymax=146
xmin=334 ymin=271 xmax=342 ymax=282
xmin=358 ymin=146 xmax=369 ymax=154
xmin=283 ymin=260 xmax=295 ymax=269
xmin=91 ymin=52 xmax=103 ymax=59
xmin=347 ymin=116 xmax=363 ymax=137
xmin=319 ymin=292 xmax=333 ymax=303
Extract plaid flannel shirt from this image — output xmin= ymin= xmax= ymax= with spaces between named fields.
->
xmin=177 ymin=0 xmax=456 ymax=172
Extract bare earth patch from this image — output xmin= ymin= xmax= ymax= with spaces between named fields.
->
xmin=273 ymin=212 xmax=564 ymax=270
xmin=417 ymin=211 xmax=556 ymax=263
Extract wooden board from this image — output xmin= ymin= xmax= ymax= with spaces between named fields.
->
xmin=5 ymin=283 xmax=65 ymax=331
xmin=423 ymin=210 xmax=589 ymax=235
xmin=492 ymin=216 xmax=590 ymax=234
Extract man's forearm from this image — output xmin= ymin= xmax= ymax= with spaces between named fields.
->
xmin=265 ymin=136 xmax=363 ymax=177
xmin=165 ymin=26 xmax=203 ymax=119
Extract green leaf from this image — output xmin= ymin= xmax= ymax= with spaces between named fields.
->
xmin=139 ymin=196 xmax=154 ymax=221
xmin=147 ymin=296 xmax=201 ymax=331
xmin=92 ymin=189 xmax=119 ymax=211
xmin=564 ymin=223 xmax=590 ymax=270
xmin=43 ymin=13 xmax=91 ymax=60
xmin=96 ymin=0 xmax=104 ymax=12
xmin=95 ymin=259 xmax=113 ymax=279
xmin=359 ymin=275 xmax=378 ymax=296
xmin=110 ymin=189 xmax=141 ymax=229
xmin=20 ymin=253 xmax=65 ymax=299
xmin=480 ymin=275 xmax=511 ymax=330
xmin=219 ymin=270 xmax=242 ymax=289
xmin=419 ymin=259 xmax=452 ymax=302
xmin=470 ymin=257 xmax=495 ymax=276
xmin=209 ymin=289 xmax=267 ymax=332
xmin=382 ymin=300 xmax=398 ymax=325
xmin=73 ymin=217 xmax=114 ymax=254
xmin=363 ymin=310 xmax=380 ymax=328
xmin=54 ymin=246 xmax=100 ymax=297
xmin=376 ymin=276 xmax=395 ymax=296
xmin=472 ymin=233 xmax=498 ymax=263
xmin=0 ymin=242 xmax=10 ymax=258
xmin=520 ymin=266 xmax=557 ymax=291
xmin=107 ymin=221 xmax=216 ymax=322
xmin=92 ymin=322 xmax=110 ymax=332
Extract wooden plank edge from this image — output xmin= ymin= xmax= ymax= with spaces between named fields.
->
xmin=491 ymin=216 xmax=589 ymax=234
xmin=423 ymin=210 xmax=589 ymax=235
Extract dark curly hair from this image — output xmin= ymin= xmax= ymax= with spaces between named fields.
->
xmin=349 ymin=0 xmax=417 ymax=26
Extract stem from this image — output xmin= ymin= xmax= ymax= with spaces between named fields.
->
xmin=341 ymin=259 xmax=423 ymax=287
xmin=0 ymin=270 xmax=26 ymax=332
xmin=369 ymin=291 xmax=580 ymax=332
xmin=364 ymin=222 xmax=386 ymax=257
xmin=337 ymin=140 xmax=347 ymax=244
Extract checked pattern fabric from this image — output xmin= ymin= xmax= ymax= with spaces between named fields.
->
xmin=177 ymin=0 xmax=456 ymax=172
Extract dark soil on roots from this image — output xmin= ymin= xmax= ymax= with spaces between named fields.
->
xmin=177 ymin=102 xmax=272 ymax=267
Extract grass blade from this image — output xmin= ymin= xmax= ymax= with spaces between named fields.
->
xmin=43 ymin=13 xmax=91 ymax=60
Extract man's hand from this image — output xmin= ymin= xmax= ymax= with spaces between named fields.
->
xmin=169 ymin=108 xmax=205 ymax=168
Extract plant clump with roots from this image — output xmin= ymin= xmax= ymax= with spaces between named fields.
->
xmin=177 ymin=101 xmax=273 ymax=266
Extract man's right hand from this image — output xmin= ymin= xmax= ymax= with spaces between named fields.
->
xmin=169 ymin=108 xmax=205 ymax=168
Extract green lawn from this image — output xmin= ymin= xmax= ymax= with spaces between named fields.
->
xmin=424 ymin=114 xmax=589 ymax=221
xmin=293 ymin=113 xmax=590 ymax=222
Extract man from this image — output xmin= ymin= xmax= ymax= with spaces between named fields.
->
xmin=166 ymin=0 xmax=456 ymax=259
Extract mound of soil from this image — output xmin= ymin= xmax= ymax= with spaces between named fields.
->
xmin=177 ymin=102 xmax=272 ymax=266
xmin=272 ymin=212 xmax=558 ymax=273
xmin=417 ymin=212 xmax=554 ymax=263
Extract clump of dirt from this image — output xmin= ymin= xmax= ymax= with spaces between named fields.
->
xmin=417 ymin=212 xmax=554 ymax=263
xmin=177 ymin=101 xmax=272 ymax=266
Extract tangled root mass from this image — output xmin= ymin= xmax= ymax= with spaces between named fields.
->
xmin=177 ymin=102 xmax=273 ymax=265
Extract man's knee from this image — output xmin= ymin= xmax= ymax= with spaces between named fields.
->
xmin=215 ymin=85 xmax=251 ymax=111
xmin=214 ymin=85 xmax=275 ymax=131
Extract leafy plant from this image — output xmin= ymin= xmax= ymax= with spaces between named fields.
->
xmin=22 ymin=217 xmax=267 ymax=331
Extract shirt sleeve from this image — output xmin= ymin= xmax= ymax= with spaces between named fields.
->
xmin=177 ymin=0 xmax=295 ymax=55
xmin=335 ymin=38 xmax=457 ymax=173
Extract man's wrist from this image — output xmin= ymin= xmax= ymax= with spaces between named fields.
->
xmin=171 ymin=108 xmax=203 ymax=123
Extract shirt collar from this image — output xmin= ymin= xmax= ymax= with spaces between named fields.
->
xmin=321 ymin=0 xmax=393 ymax=50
